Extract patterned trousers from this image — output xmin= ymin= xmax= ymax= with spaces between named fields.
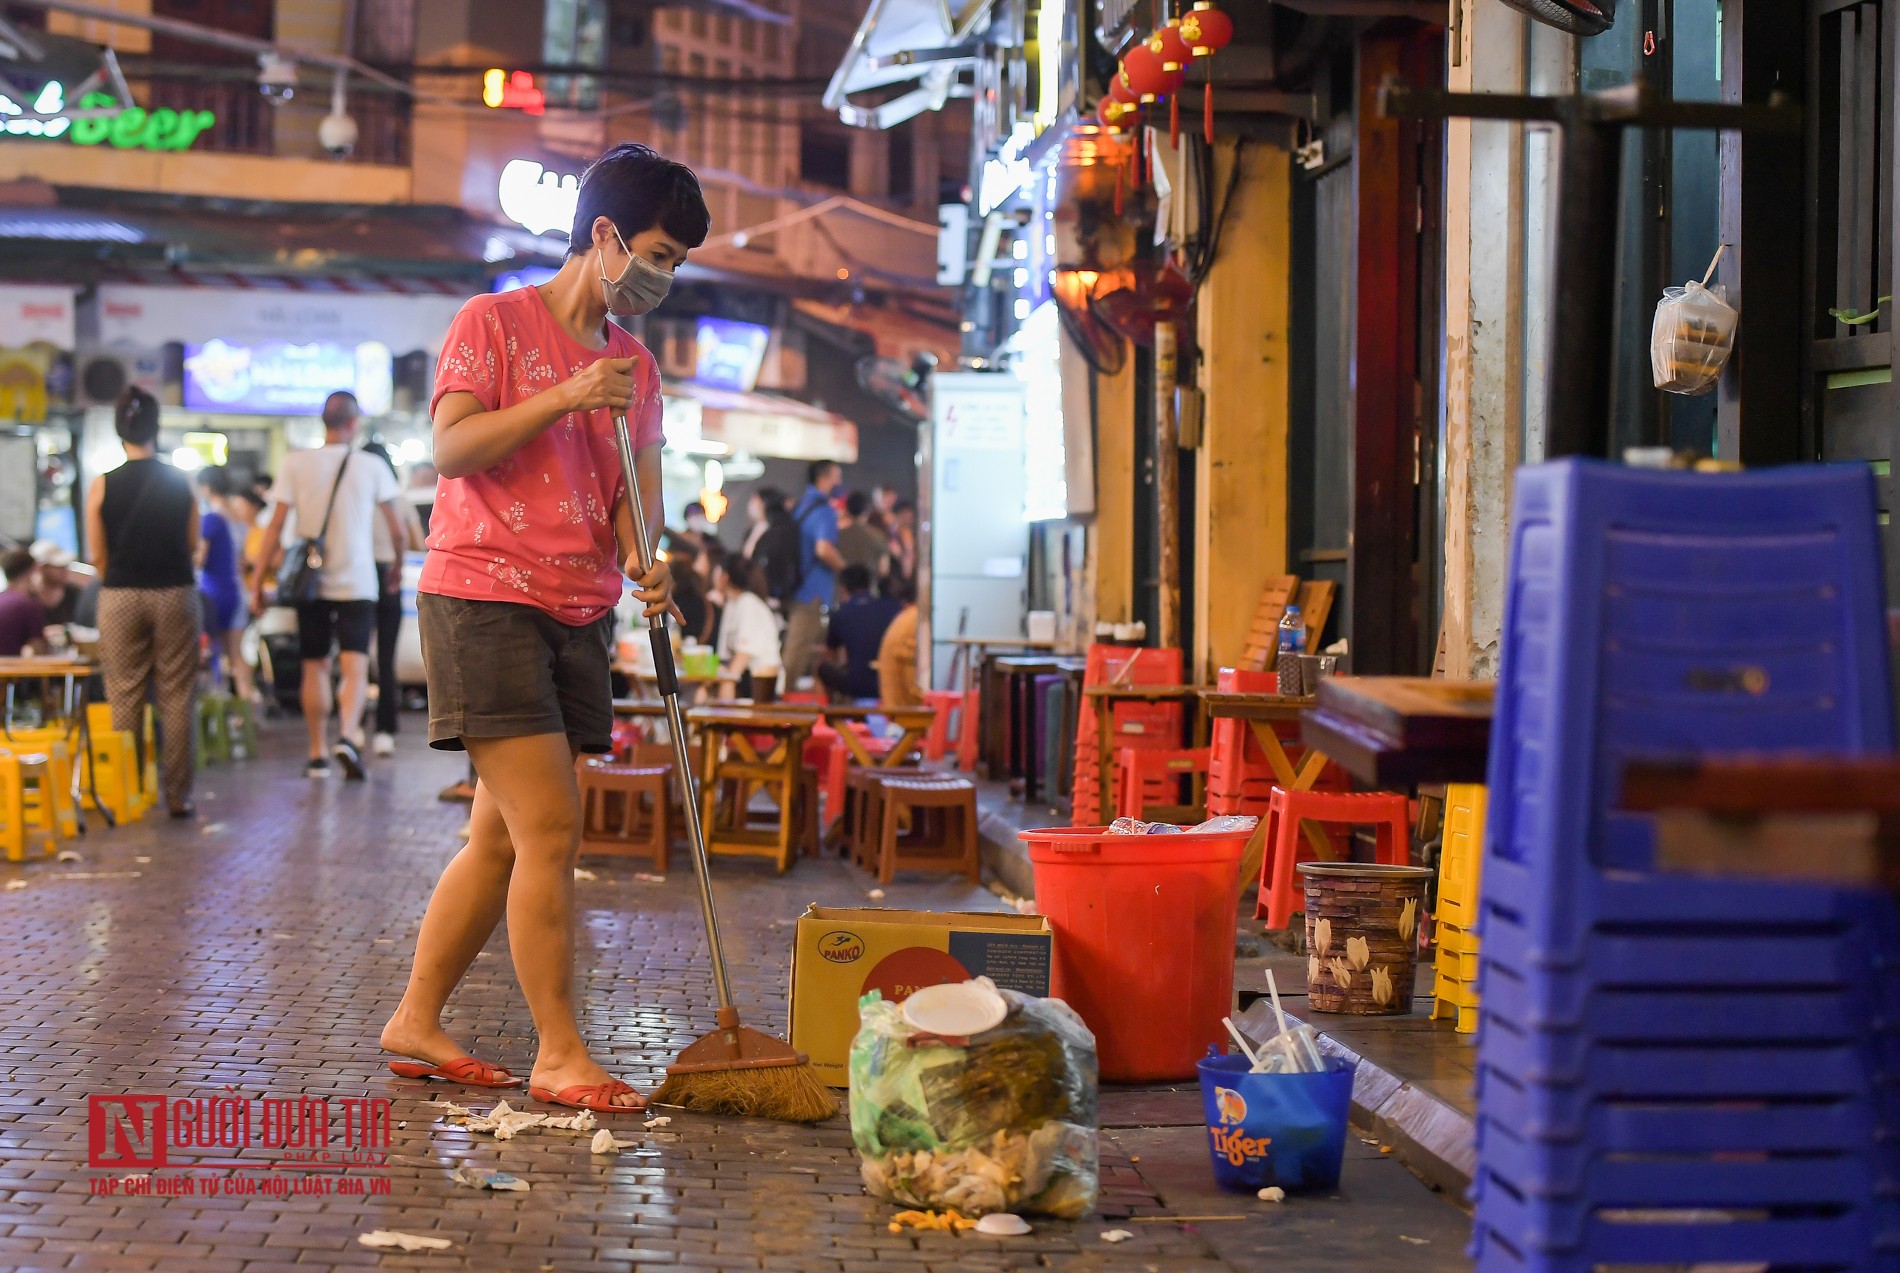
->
xmin=97 ymin=586 xmax=201 ymax=810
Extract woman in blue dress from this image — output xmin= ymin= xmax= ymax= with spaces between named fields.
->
xmin=196 ymin=467 xmax=254 ymax=702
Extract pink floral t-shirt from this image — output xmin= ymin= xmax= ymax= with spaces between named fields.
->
xmin=421 ymin=288 xmax=664 ymax=625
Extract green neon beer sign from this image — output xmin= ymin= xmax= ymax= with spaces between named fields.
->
xmin=0 ymin=83 xmax=215 ymax=151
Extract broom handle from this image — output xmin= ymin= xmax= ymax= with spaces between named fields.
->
xmin=613 ymin=411 xmax=735 ymax=1015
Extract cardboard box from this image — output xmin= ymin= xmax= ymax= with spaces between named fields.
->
xmin=790 ymin=906 xmax=1054 ymax=1087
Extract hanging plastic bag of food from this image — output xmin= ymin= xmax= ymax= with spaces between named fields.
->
xmin=849 ymin=979 xmax=1099 ymax=1218
xmin=1651 ymin=247 xmax=1738 ymax=396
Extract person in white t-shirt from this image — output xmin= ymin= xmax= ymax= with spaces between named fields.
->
xmin=714 ymin=554 xmax=782 ymax=701
xmin=250 ymin=392 xmax=406 ymax=779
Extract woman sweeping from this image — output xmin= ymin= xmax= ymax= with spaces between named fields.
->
xmin=380 ymin=143 xmax=708 ymax=1113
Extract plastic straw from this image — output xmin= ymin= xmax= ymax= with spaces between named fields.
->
xmin=1266 ymin=969 xmax=1289 ymax=1037
xmin=1701 ymin=243 xmax=1728 ymax=287
xmin=1221 ymin=1016 xmax=1261 ymax=1069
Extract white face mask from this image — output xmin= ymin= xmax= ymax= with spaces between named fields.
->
xmin=599 ymin=226 xmax=674 ymax=316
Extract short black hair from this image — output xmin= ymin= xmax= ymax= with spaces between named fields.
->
xmin=114 ymin=386 xmax=160 ymax=447
xmin=196 ymin=467 xmax=232 ymax=497
xmin=251 ymin=472 xmax=273 ymax=492
xmin=322 ymin=391 xmax=358 ymax=429
xmin=2 ymin=549 xmax=35 ymax=584
xmin=892 ymin=498 xmax=915 ymax=515
xmin=839 ymin=564 xmax=872 ymax=594
xmin=808 ymin=460 xmax=839 ymax=487
xmin=844 ymin=490 xmax=869 ymax=518
xmin=570 ymin=143 xmax=711 ymax=254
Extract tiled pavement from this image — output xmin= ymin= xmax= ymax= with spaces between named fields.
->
xmin=0 ymin=719 xmax=1469 ymax=1271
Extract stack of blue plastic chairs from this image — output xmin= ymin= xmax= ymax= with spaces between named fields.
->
xmin=1472 ymin=458 xmax=1900 ymax=1270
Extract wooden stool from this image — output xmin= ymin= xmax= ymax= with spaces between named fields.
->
xmin=851 ymin=770 xmax=968 ymax=871
xmin=872 ymin=777 xmax=980 ymax=884
xmin=1255 ymin=788 xmax=1410 ymax=931
xmin=578 ymin=762 xmax=669 ymax=869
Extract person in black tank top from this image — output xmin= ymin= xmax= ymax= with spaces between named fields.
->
xmin=83 ymin=387 xmax=202 ymax=818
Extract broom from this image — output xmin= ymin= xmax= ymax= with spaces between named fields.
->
xmin=609 ymin=410 xmax=838 ymax=1124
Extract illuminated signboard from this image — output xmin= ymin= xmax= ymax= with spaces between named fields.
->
xmin=0 ymin=85 xmax=213 ymax=150
xmin=183 ymin=339 xmax=393 ymax=416
xmin=498 ymin=159 xmax=579 ymax=236
xmin=694 ymin=319 xmax=770 ymax=393
xmin=482 ymin=69 xmax=546 ymax=115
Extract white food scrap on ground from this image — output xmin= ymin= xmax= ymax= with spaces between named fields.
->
xmin=1257 ymin=1187 xmax=1285 ymax=1202
xmin=1100 ymin=1229 xmax=1134 ymax=1243
xmin=591 ymin=1128 xmax=635 ymax=1153
xmin=974 ymin=1213 xmax=1031 ymax=1236
xmin=643 ymin=1115 xmax=671 ymax=1129
xmin=1399 ymin=1235 xmax=1431 ymax=1246
xmin=358 ymin=1230 xmax=453 ymax=1251
xmin=573 ymin=868 xmax=597 ymax=881
xmin=3 ymin=879 xmax=24 ymax=891
xmin=444 ymin=1100 xmax=597 ymax=1139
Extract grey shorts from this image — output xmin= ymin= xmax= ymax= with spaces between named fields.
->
xmin=417 ymin=593 xmax=615 ymax=753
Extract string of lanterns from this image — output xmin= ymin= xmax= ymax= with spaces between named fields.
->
xmin=1095 ymin=1 xmax=1232 ymax=152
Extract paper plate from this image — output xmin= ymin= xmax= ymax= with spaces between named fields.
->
xmin=902 ymin=980 xmax=1007 ymax=1037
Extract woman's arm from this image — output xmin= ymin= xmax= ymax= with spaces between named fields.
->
xmin=432 ymin=355 xmax=634 ymax=479
xmin=83 ymin=476 xmax=107 ymax=580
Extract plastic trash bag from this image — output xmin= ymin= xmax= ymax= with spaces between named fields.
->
xmin=849 ymin=984 xmax=1099 ymax=1218
xmin=1651 ymin=281 xmax=1737 ymax=395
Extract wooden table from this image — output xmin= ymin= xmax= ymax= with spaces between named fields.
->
xmin=0 ymin=657 xmax=103 ymax=829
xmin=985 ymin=655 xmax=1067 ymax=785
xmin=686 ymin=705 xmax=817 ymax=873
xmin=786 ymin=704 xmax=938 ymax=770
xmin=1298 ymin=677 xmax=1494 ymax=787
xmin=1201 ymin=688 xmax=1332 ymax=882
xmin=1083 ymin=684 xmax=1208 ymax=822
xmin=941 ymin=635 xmax=1059 ymax=696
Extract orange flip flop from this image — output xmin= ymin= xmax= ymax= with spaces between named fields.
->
xmin=528 ymin=1079 xmax=647 ymax=1114
xmin=386 ymin=1055 xmax=522 ymax=1088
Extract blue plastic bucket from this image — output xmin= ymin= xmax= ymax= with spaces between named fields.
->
xmin=1196 ymin=1051 xmax=1356 ymax=1192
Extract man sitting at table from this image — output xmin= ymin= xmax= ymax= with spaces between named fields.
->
xmin=0 ymin=550 xmax=48 ymax=658
xmin=817 ymin=565 xmax=898 ymax=703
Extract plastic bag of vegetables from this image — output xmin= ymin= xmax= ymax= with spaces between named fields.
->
xmin=849 ymin=979 xmax=1099 ymax=1218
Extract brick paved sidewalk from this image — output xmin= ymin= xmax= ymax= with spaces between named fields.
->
xmin=0 ymin=723 xmax=1468 ymax=1271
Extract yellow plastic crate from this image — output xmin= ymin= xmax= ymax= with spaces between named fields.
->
xmin=1430 ymin=784 xmax=1487 ymax=1034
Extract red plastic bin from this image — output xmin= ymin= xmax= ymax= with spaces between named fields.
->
xmin=1021 ymin=824 xmax=1250 ymax=1081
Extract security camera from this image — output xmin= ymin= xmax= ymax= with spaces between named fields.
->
xmin=318 ymin=111 xmax=358 ymax=156
xmin=257 ymin=52 xmax=298 ymax=105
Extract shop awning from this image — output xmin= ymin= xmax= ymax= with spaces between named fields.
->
xmin=663 ymin=381 xmax=858 ymax=465
xmin=824 ymin=0 xmax=994 ymax=129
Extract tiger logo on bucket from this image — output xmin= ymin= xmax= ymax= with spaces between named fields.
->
xmin=1213 ymin=1086 xmax=1247 ymax=1124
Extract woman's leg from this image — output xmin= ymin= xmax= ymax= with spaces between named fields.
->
xmin=95 ymin=589 xmax=154 ymax=741
xmin=460 ymin=731 xmax=639 ymax=1105
xmin=374 ymin=575 xmax=401 ymax=738
xmin=224 ymin=628 xmax=257 ymax=704
xmin=150 ymin=587 xmax=201 ymax=810
xmin=381 ymin=775 xmax=516 ymax=1064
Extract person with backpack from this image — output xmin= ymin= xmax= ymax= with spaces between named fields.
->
xmin=777 ymin=460 xmax=844 ymax=688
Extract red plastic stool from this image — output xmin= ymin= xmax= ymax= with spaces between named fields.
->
xmin=1115 ymin=747 xmax=1211 ymax=819
xmin=954 ymin=688 xmax=980 ymax=772
xmin=1255 ymin=787 xmax=1410 ymax=931
xmin=923 ymin=689 xmax=963 ymax=761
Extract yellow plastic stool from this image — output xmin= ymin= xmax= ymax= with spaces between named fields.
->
xmin=1430 ymin=784 xmax=1488 ymax=1034
xmin=0 ymin=750 xmax=61 ymax=859
xmin=81 ymin=729 xmax=144 ymax=823
xmin=0 ymin=753 xmax=30 ymax=861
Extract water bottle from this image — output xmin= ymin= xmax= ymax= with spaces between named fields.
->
xmin=1278 ymin=605 xmax=1307 ymax=656
xmin=1276 ymin=605 xmax=1307 ymax=696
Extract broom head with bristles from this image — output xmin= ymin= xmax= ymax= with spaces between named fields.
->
xmin=649 ymin=1010 xmax=838 ymax=1123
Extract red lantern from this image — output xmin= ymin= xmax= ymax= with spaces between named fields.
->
xmin=1151 ymin=21 xmax=1195 ymax=72
xmin=1109 ymin=70 xmax=1139 ymax=105
xmin=1096 ymin=94 xmax=1131 ymax=130
xmin=1181 ymin=2 xmax=1233 ymax=56
xmin=1121 ymin=44 xmax=1171 ymax=102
